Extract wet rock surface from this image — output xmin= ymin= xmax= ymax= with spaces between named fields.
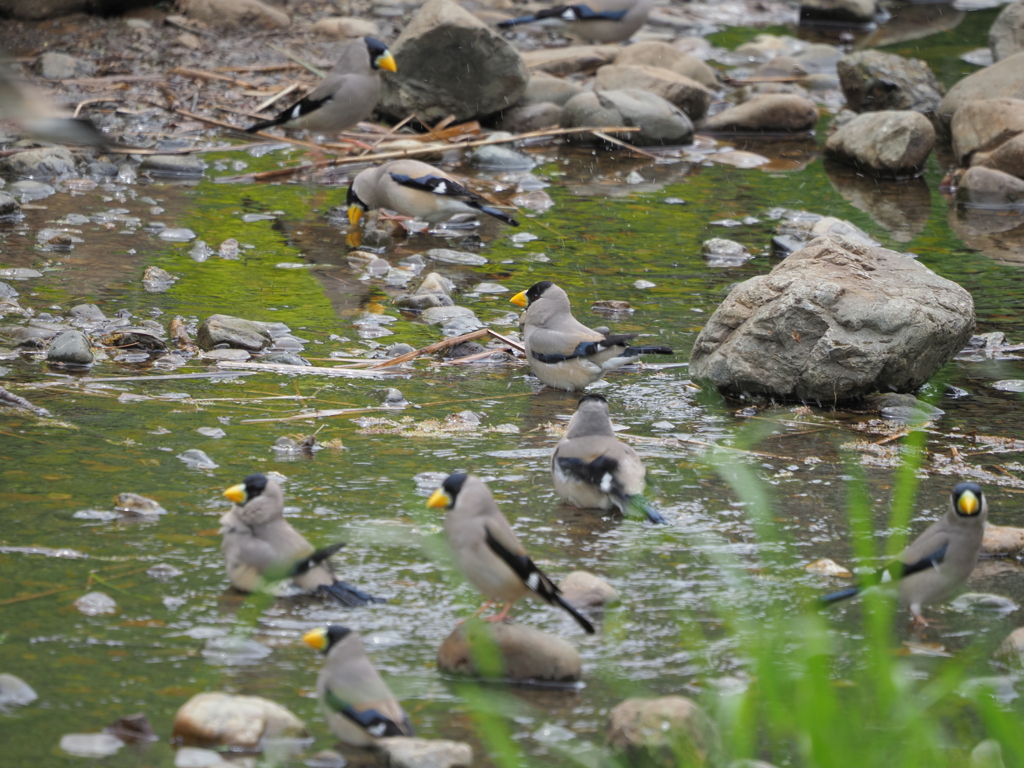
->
xmin=561 ymin=89 xmax=694 ymax=146
xmin=437 ymin=621 xmax=582 ymax=682
xmin=559 ymin=570 xmax=619 ymax=608
xmin=196 ymin=315 xmax=273 ymax=351
xmin=172 ymin=692 xmax=307 ymax=748
xmin=375 ymin=737 xmax=473 ymax=768
xmin=699 ymin=94 xmax=819 ymax=133
xmin=3 ymin=147 xmax=77 ymax=178
xmin=595 ymin=65 xmax=712 ymax=120
xmin=690 ymin=235 xmax=975 ymax=404
xmin=940 ymin=52 xmax=1024 ymax=129
xmin=837 ymin=50 xmax=944 ymax=117
xmin=957 ymin=167 xmax=1024 ymax=207
xmin=47 ymin=329 xmax=94 ymax=366
xmin=607 ymin=696 xmax=720 ymax=768
xmin=990 ymin=1 xmax=1024 ymax=62
xmin=824 ymin=110 xmax=935 ymax=177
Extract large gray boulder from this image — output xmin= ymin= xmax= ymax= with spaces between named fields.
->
xmin=561 ymin=89 xmax=694 ymax=147
xmin=991 ymin=2 xmax=1024 ymax=62
xmin=837 ymin=50 xmax=944 ymax=117
xmin=379 ymin=0 xmax=528 ymax=122
xmin=939 ymin=52 xmax=1024 ymax=129
xmin=2 ymin=147 xmax=76 ymax=179
xmin=824 ymin=110 xmax=935 ymax=177
xmin=595 ymin=65 xmax=711 ymax=120
xmin=951 ymin=98 xmax=1024 ymax=166
xmin=613 ymin=41 xmax=718 ymax=89
xmin=47 ymin=330 xmax=94 ymax=366
xmin=699 ymin=94 xmax=819 ymax=133
xmin=172 ymin=692 xmax=306 ymax=749
xmin=957 ymin=167 xmax=1024 ymax=207
xmin=436 ymin=621 xmax=581 ymax=682
xmin=689 ymin=235 xmax=975 ymax=404
xmin=607 ymin=696 xmax=720 ymax=768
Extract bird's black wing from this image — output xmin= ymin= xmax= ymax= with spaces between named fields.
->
xmin=820 ymin=543 xmax=949 ymax=607
xmin=324 ymin=689 xmax=411 ymax=737
xmin=531 ymin=335 xmax=638 ymax=364
xmin=289 ymin=542 xmax=346 ymax=577
xmin=246 ymin=93 xmax=333 ymax=133
xmin=556 ymin=455 xmax=623 ymax=495
xmin=499 ymin=4 xmax=628 ymax=26
xmin=484 ymin=526 xmax=595 ymax=634
xmin=390 ymin=172 xmax=479 ymax=200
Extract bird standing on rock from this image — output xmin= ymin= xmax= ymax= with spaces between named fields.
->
xmin=511 ymin=281 xmax=673 ymax=391
xmin=245 ymin=37 xmax=396 ymax=135
xmin=221 ymin=474 xmax=383 ymax=606
xmin=820 ymin=482 xmax=988 ymax=627
xmin=346 ymin=159 xmax=519 ymax=227
xmin=552 ymin=394 xmax=665 ymax=523
xmin=303 ymin=625 xmax=414 ymax=747
xmin=427 ymin=473 xmax=595 ymax=633
xmin=497 ymin=0 xmax=653 ymax=43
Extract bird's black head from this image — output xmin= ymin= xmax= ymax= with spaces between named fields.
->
xmin=427 ymin=472 xmax=468 ymax=509
xmin=363 ymin=37 xmax=397 ymax=72
xmin=326 ymin=624 xmax=352 ymax=649
xmin=243 ymin=474 xmax=268 ymax=500
xmin=578 ymin=393 xmax=608 ymax=408
xmin=525 ymin=281 xmax=554 ymax=305
xmin=952 ymin=482 xmax=984 ymax=516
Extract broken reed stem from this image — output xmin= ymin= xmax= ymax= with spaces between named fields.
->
xmin=370 ymin=328 xmax=490 ymax=368
xmin=590 ymin=131 xmax=659 ymax=159
xmin=254 ymin=83 xmax=299 ymax=113
xmin=170 ymin=66 xmax=258 ymax=90
xmin=267 ymin=43 xmax=325 ymax=78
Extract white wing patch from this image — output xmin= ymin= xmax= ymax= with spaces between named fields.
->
xmin=600 ymin=473 xmax=614 ymax=493
xmin=880 ymin=570 xmax=893 ymax=584
xmin=561 ymin=8 xmax=579 ymax=19
xmin=290 ymin=105 xmax=302 ymax=119
xmin=368 ymin=722 xmax=387 ymax=737
xmin=525 ymin=572 xmax=541 ymax=591
xmin=433 ymin=181 xmax=448 ymax=194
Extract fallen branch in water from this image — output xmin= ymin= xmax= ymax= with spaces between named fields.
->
xmin=371 ymin=328 xmax=490 ymax=369
xmin=0 ymin=385 xmax=52 ymax=417
xmin=217 ymin=360 xmax=405 ymax=377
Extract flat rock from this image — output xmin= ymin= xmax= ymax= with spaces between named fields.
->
xmin=140 ymin=154 xmax=205 ymax=178
xmin=957 ymin=166 xmax=1024 ymax=207
xmin=196 ymin=314 xmax=272 ymax=351
xmin=837 ymin=50 xmax=944 ymax=117
xmin=607 ymin=696 xmax=720 ymax=768
xmin=800 ymin=0 xmax=877 ymax=24
xmin=689 ymin=235 xmax=975 ymax=404
xmin=976 ymin=132 xmax=1024 ymax=177
xmin=559 ymin=570 xmax=619 ymax=608
xmin=699 ymin=94 xmax=818 ymax=133
xmin=420 ymin=306 xmax=480 ymax=327
xmin=595 ymin=65 xmax=711 ymax=120
xmin=2 ymin=147 xmax=76 ymax=178
xmin=951 ymin=98 xmax=1024 ymax=166
xmin=521 ymin=73 xmax=583 ymax=106
xmin=939 ymin=52 xmax=1024 ymax=129
xmin=38 ymin=52 xmax=94 ymax=79
xmin=614 ymin=41 xmax=718 ymax=88
xmin=177 ymin=0 xmax=290 ymax=28
xmin=172 ymin=691 xmax=307 ymax=749
xmin=379 ymin=0 xmax=528 ymax=123
xmin=47 ymin=329 xmax=94 ymax=366
xmin=437 ymin=621 xmax=581 ymax=682
xmin=424 ymin=248 xmax=487 ymax=266
xmin=0 ymin=673 xmax=37 ymax=709
xmin=983 ymin=523 xmax=1024 ymax=555
xmin=74 ymin=591 xmax=117 ymax=616
xmin=375 ymin=737 xmax=473 ymax=768
xmin=561 ymin=89 xmax=694 ymax=147
xmin=521 ymin=45 xmax=621 ymax=75
xmin=60 ymin=733 xmax=124 ymax=758
xmin=497 ymin=103 xmax=563 ymax=133
xmin=313 ymin=16 xmax=380 ymax=37
xmin=824 ymin=110 xmax=935 ymax=177
xmin=991 ymin=2 xmax=1024 ymax=62
xmin=471 ymin=145 xmax=534 ymax=170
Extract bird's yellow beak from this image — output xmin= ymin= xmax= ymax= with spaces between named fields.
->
xmin=223 ymin=484 xmax=246 ymax=504
xmin=510 ymin=290 xmax=528 ymax=308
xmin=427 ymin=487 xmax=450 ymax=509
xmin=302 ymin=627 xmax=328 ymax=651
xmin=376 ymin=50 xmax=398 ymax=73
xmin=957 ymin=489 xmax=980 ymax=515
xmin=348 ymin=204 xmax=363 ymax=227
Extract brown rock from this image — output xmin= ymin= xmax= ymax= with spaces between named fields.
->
xmin=756 ymin=55 xmax=807 ymax=79
xmin=990 ymin=1 xmax=1024 ymax=62
xmin=699 ymin=94 xmax=819 ymax=133
xmin=497 ymin=103 xmax=562 ymax=132
xmin=995 ymin=626 xmax=1024 ymax=667
xmin=977 ymin=133 xmax=1024 ymax=178
xmin=178 ymin=0 xmax=290 ymax=28
xmin=436 ymin=621 xmax=581 ymax=682
xmin=957 ymin=166 xmax=1024 ymax=207
xmin=613 ymin=41 xmax=718 ymax=88
xmin=607 ymin=696 xmax=720 ymax=768
xmin=375 ymin=737 xmax=473 ymax=768
xmin=939 ymin=52 xmax=1024 ymax=129
xmin=559 ymin=570 xmax=619 ymax=608
xmin=824 ymin=110 xmax=935 ymax=177
xmin=982 ymin=523 xmax=1024 ymax=556
xmin=951 ymin=98 xmax=1024 ymax=166
xmin=172 ymin=692 xmax=306 ymax=748
xmin=312 ymin=16 xmax=380 ymax=38
xmin=521 ymin=73 xmax=583 ymax=106
xmin=521 ymin=45 xmax=621 ymax=75
xmin=595 ymin=65 xmax=711 ymax=120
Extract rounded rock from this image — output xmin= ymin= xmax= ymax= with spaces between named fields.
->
xmin=47 ymin=329 xmax=94 ymax=366
xmin=437 ymin=621 xmax=581 ymax=682
xmin=559 ymin=570 xmax=619 ymax=608
xmin=607 ymin=696 xmax=720 ymax=768
xmin=172 ymin=691 xmax=307 ymax=748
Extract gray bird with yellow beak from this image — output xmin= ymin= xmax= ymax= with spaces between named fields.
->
xmin=346 ymin=159 xmax=519 ymax=228
xmin=821 ymin=482 xmax=988 ymax=626
xmin=428 ymin=472 xmax=595 ymax=633
xmin=221 ymin=474 xmax=382 ymax=606
xmin=511 ymin=281 xmax=673 ymax=391
xmin=303 ymin=625 xmax=413 ymax=747
xmin=497 ymin=0 xmax=653 ymax=43
xmin=246 ymin=37 xmax=396 ymax=135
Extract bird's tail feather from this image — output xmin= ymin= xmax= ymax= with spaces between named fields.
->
xmin=471 ymin=202 xmax=519 ymax=226
xmin=245 ymin=116 xmax=286 ymax=134
xmin=497 ymin=14 xmax=538 ymax=27
xmin=553 ymin=593 xmax=596 ymax=634
xmin=318 ymin=581 xmax=386 ymax=607
xmin=624 ymin=495 xmax=666 ymax=525
xmin=621 ymin=345 xmax=674 ymax=357
xmin=819 ymin=586 xmax=860 ymax=606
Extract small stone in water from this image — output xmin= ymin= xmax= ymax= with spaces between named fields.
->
xmin=625 ymin=170 xmax=645 ymax=184
xmin=177 ymin=449 xmax=218 ymax=469
xmin=509 ymin=232 xmax=539 ymax=244
xmin=532 ymin=723 xmax=576 ymax=743
xmin=652 ymin=421 xmax=675 ymax=430
xmin=74 ymin=591 xmax=117 ymax=616
xmin=202 ymin=635 xmax=272 ymax=666
xmin=592 ymin=300 xmax=632 ymax=313
xmin=424 ymin=248 xmax=487 ymax=266
xmin=805 ymin=558 xmax=852 ymax=578
xmin=634 ymin=280 xmax=656 ymax=290
xmin=473 ymin=282 xmax=508 ymax=293
xmin=189 ymin=241 xmax=213 ymax=262
xmin=73 ymin=509 xmax=121 ymax=521
xmin=219 ymin=239 xmax=240 ymax=259
xmin=158 ymin=228 xmax=196 ymax=242
xmin=147 ymin=563 xmax=184 ymax=581
xmin=143 ymin=266 xmax=176 ymax=293
xmin=197 ymin=427 xmax=226 ymax=439
xmin=992 ymin=380 xmax=1024 ymax=393
xmin=114 ymin=492 xmax=165 ymax=515
xmin=304 ymin=749 xmax=347 ymax=768
xmin=950 ymin=593 xmax=1019 ymax=616
xmin=174 ymin=746 xmax=225 ymax=768
xmin=663 ymin=197 xmax=687 ymax=205
xmin=0 ymin=673 xmax=38 ymax=710
xmin=710 ymin=219 xmax=743 ymax=227
xmin=60 ymin=733 xmax=125 ymax=758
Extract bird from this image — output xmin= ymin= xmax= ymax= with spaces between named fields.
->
xmin=497 ymin=0 xmax=653 ymax=43
xmin=220 ymin=474 xmax=383 ymax=606
xmin=510 ymin=281 xmax=672 ymax=391
xmin=346 ymin=159 xmax=519 ymax=227
xmin=302 ymin=625 xmax=414 ymax=747
xmin=820 ymin=482 xmax=988 ymax=627
xmin=245 ymin=37 xmax=396 ymax=135
xmin=427 ymin=472 xmax=595 ymax=633
xmin=552 ymin=394 xmax=665 ymax=523
xmin=0 ymin=61 xmax=107 ymax=148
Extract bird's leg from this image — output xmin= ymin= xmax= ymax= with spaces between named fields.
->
xmin=910 ymin=609 xmax=930 ymax=630
xmin=456 ymin=600 xmax=494 ymax=625
xmin=483 ymin=600 xmax=517 ymax=624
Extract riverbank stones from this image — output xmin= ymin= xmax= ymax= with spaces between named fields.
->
xmin=607 ymin=696 xmax=720 ymax=768
xmin=561 ymin=89 xmax=694 ymax=146
xmin=47 ymin=329 xmax=94 ymax=366
xmin=699 ymin=94 xmax=818 ymax=133
xmin=172 ymin=692 xmax=306 ymax=749
xmin=837 ymin=50 xmax=944 ymax=117
xmin=437 ymin=621 xmax=581 ymax=682
xmin=375 ymin=737 xmax=473 ymax=768
xmin=824 ymin=110 xmax=935 ymax=177
xmin=196 ymin=315 xmax=272 ymax=351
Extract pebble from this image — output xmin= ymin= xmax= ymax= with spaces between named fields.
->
xmin=0 ymin=673 xmax=38 ymax=710
xmin=47 ymin=329 xmax=94 ymax=366
xmin=158 ymin=228 xmax=197 ymax=243
xmin=74 ymin=591 xmax=118 ymax=616
xmin=949 ymin=593 xmax=1019 ymax=616
xmin=174 ymin=746 xmax=227 ymax=768
xmin=424 ymin=248 xmax=488 ymax=266
xmin=60 ymin=733 xmax=125 ymax=758
xmin=804 ymin=558 xmax=852 ymax=577
xmin=634 ymin=280 xmax=656 ymax=289
xmin=147 ymin=564 xmax=184 ymax=581
xmin=140 ymin=155 xmax=204 ymax=178
xmin=177 ymin=449 xmax=218 ymax=469
xmin=197 ymin=427 xmax=227 ymax=439
xmin=8 ymin=180 xmax=56 ymax=201
xmin=471 ymin=145 xmax=535 ymax=170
